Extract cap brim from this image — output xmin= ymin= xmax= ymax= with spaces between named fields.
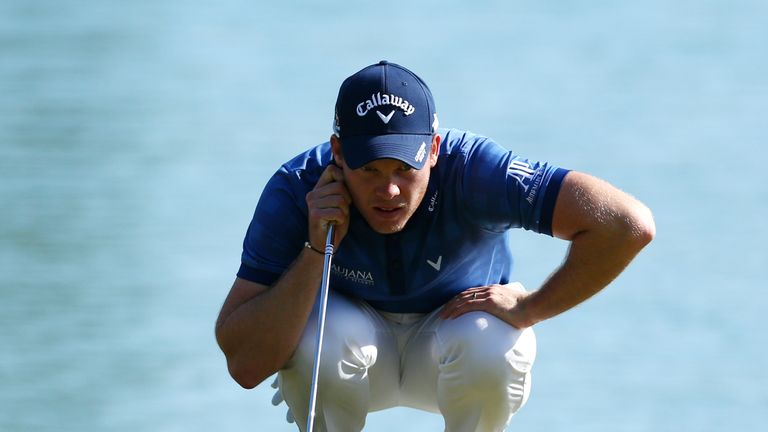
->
xmin=341 ymin=134 xmax=431 ymax=170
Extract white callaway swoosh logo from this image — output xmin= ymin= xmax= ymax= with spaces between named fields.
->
xmin=376 ymin=110 xmax=395 ymax=124
xmin=427 ymin=256 xmax=442 ymax=271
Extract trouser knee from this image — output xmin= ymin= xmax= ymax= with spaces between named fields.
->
xmin=437 ymin=312 xmax=536 ymax=406
xmin=289 ymin=292 xmax=379 ymax=382
xmin=279 ymin=292 xmax=380 ymax=426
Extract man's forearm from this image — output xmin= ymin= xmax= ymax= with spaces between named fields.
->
xmin=216 ymin=249 xmax=325 ymax=388
xmin=516 ymin=207 xmax=654 ymax=327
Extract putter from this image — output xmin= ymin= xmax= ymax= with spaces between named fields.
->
xmin=306 ymin=224 xmax=336 ymax=432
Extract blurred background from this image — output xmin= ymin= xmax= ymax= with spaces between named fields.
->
xmin=1 ymin=0 xmax=766 ymax=430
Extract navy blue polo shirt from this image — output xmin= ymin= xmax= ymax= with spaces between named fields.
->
xmin=238 ymin=128 xmax=569 ymax=313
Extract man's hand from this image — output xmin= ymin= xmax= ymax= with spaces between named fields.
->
xmin=305 ymin=163 xmax=352 ymax=251
xmin=440 ymin=282 xmax=536 ymax=329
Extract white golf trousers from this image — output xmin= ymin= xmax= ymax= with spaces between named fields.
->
xmin=277 ymin=291 xmax=536 ymax=432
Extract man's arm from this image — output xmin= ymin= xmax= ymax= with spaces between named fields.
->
xmin=441 ymin=171 xmax=655 ymax=327
xmin=215 ymin=163 xmax=350 ymax=389
xmin=215 ymin=251 xmax=325 ymax=389
xmin=511 ymin=171 xmax=655 ymax=326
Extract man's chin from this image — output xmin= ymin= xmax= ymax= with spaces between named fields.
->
xmin=363 ymin=215 xmax=409 ymax=234
xmin=372 ymin=224 xmax=405 ymax=235
xmin=358 ymin=205 xmax=418 ymax=234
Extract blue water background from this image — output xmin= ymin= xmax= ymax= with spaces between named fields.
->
xmin=1 ymin=1 xmax=766 ymax=430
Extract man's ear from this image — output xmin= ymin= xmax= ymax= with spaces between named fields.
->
xmin=330 ymin=135 xmax=344 ymax=167
xmin=428 ymin=134 xmax=441 ymax=168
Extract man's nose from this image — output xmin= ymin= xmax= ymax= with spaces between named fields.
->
xmin=376 ymin=180 xmax=400 ymax=199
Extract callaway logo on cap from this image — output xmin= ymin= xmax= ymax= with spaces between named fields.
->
xmin=334 ymin=60 xmax=438 ymax=169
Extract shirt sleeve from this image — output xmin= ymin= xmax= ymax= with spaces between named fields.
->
xmin=237 ymin=167 xmax=308 ymax=285
xmin=459 ymin=135 xmax=569 ymax=235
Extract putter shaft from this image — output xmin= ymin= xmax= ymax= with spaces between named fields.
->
xmin=306 ymin=225 xmax=335 ymax=431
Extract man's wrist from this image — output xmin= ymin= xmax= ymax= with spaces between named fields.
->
xmin=304 ymin=241 xmax=324 ymax=255
xmin=510 ymin=292 xmax=541 ymax=328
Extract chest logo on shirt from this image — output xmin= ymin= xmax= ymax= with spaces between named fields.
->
xmin=427 ymin=190 xmax=439 ymax=212
xmin=427 ymin=256 xmax=442 ymax=271
xmin=332 ymin=263 xmax=375 ymax=286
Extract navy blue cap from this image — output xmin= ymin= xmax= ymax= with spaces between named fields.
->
xmin=334 ymin=61 xmax=438 ymax=169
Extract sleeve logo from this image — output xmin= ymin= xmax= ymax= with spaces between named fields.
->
xmin=507 ymin=160 xmax=536 ymax=192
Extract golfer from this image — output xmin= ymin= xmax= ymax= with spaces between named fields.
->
xmin=215 ymin=61 xmax=655 ymax=431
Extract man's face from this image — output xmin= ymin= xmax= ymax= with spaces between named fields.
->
xmin=332 ymin=136 xmax=439 ymax=234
